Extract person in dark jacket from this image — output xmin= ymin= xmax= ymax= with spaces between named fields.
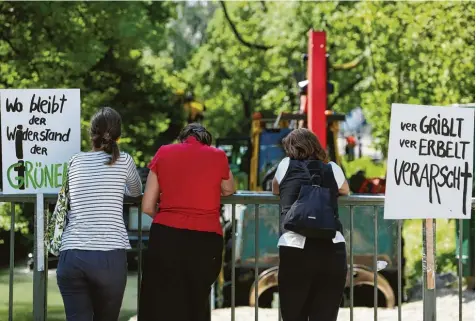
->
xmin=272 ymin=128 xmax=350 ymax=321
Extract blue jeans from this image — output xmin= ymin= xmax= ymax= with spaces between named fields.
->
xmin=56 ymin=249 xmax=127 ymax=321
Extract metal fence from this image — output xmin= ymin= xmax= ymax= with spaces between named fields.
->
xmin=1 ymin=192 xmax=474 ymax=321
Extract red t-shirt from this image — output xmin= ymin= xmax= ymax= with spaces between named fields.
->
xmin=148 ymin=137 xmax=230 ymax=235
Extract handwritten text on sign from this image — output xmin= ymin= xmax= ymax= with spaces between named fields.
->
xmin=1 ymin=89 xmax=80 ymax=194
xmin=384 ymin=104 xmax=474 ymax=219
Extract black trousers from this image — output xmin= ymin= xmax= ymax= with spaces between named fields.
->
xmin=139 ymin=224 xmax=223 ymax=321
xmin=278 ymin=239 xmax=347 ymax=321
xmin=56 ymin=249 xmax=128 ymax=321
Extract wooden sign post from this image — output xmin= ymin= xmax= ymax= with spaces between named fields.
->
xmin=423 ymin=219 xmax=436 ymax=321
xmin=425 ymin=219 xmax=436 ymax=291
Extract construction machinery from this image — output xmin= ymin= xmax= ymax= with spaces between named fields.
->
xmin=216 ymin=30 xmax=403 ymax=309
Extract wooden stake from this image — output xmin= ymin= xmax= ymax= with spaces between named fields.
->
xmin=425 ymin=218 xmax=435 ymax=290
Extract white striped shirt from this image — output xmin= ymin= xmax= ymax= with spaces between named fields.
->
xmin=60 ymin=151 xmax=142 ymax=251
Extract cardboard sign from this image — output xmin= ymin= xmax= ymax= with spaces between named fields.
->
xmin=1 ymin=89 xmax=80 ymax=194
xmin=384 ymin=104 xmax=474 ymax=219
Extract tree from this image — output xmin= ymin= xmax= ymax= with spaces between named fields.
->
xmin=0 ymin=1 xmax=178 ymax=253
xmin=0 ymin=1 xmax=179 ymax=166
xmin=141 ymin=1 xmax=218 ymax=146
xmin=357 ymin=1 xmax=475 ymax=154
xmin=179 ymin=1 xmax=474 ymax=153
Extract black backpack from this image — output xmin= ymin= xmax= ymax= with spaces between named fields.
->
xmin=282 ymin=162 xmax=338 ymax=239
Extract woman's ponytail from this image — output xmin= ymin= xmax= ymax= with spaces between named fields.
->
xmin=102 ymin=134 xmax=120 ymax=165
xmin=90 ymin=107 xmax=122 ymax=165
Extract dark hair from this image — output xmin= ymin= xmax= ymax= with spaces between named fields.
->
xmin=177 ymin=123 xmax=212 ymax=146
xmin=90 ymin=107 xmax=122 ymax=165
xmin=282 ymin=128 xmax=328 ymax=162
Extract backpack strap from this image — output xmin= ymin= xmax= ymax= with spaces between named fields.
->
xmin=303 ymin=161 xmax=324 ymax=186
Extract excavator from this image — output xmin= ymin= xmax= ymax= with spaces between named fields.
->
xmin=126 ymin=30 xmax=400 ymax=309
xmin=215 ymin=30 xmax=402 ymax=309
xmin=215 ymin=31 xmax=357 ymax=192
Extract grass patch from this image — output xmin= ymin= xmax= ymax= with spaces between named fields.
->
xmin=0 ymin=270 xmax=139 ymax=321
xmin=403 ymin=219 xmax=457 ymax=290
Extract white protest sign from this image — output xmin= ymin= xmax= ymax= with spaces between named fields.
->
xmin=384 ymin=104 xmax=474 ymax=220
xmin=1 ymin=89 xmax=80 ymax=194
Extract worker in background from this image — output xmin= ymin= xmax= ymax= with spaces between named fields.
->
xmin=183 ymin=91 xmax=206 ymax=123
xmin=345 ymin=135 xmax=356 ymax=161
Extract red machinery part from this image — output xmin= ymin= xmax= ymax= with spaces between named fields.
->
xmin=307 ymin=30 xmax=328 ymax=149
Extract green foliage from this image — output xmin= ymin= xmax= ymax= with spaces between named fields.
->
xmin=0 ymin=203 xmax=28 ymax=236
xmin=0 ymin=1 xmax=181 ymax=242
xmin=0 ymin=2 xmax=473 ymax=284
xmin=178 ymin=1 xmax=474 ymax=151
xmin=0 ymin=1 xmax=180 ymax=166
xmin=0 ymin=1 xmax=474 ymax=158
xmin=1 ymin=1 xmax=473 ymax=160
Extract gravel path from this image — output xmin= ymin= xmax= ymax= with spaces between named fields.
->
xmin=211 ymin=292 xmax=474 ymax=321
xmin=129 ymin=290 xmax=474 ymax=321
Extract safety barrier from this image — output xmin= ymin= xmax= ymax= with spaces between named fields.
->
xmin=1 ymin=192 xmax=474 ymax=321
